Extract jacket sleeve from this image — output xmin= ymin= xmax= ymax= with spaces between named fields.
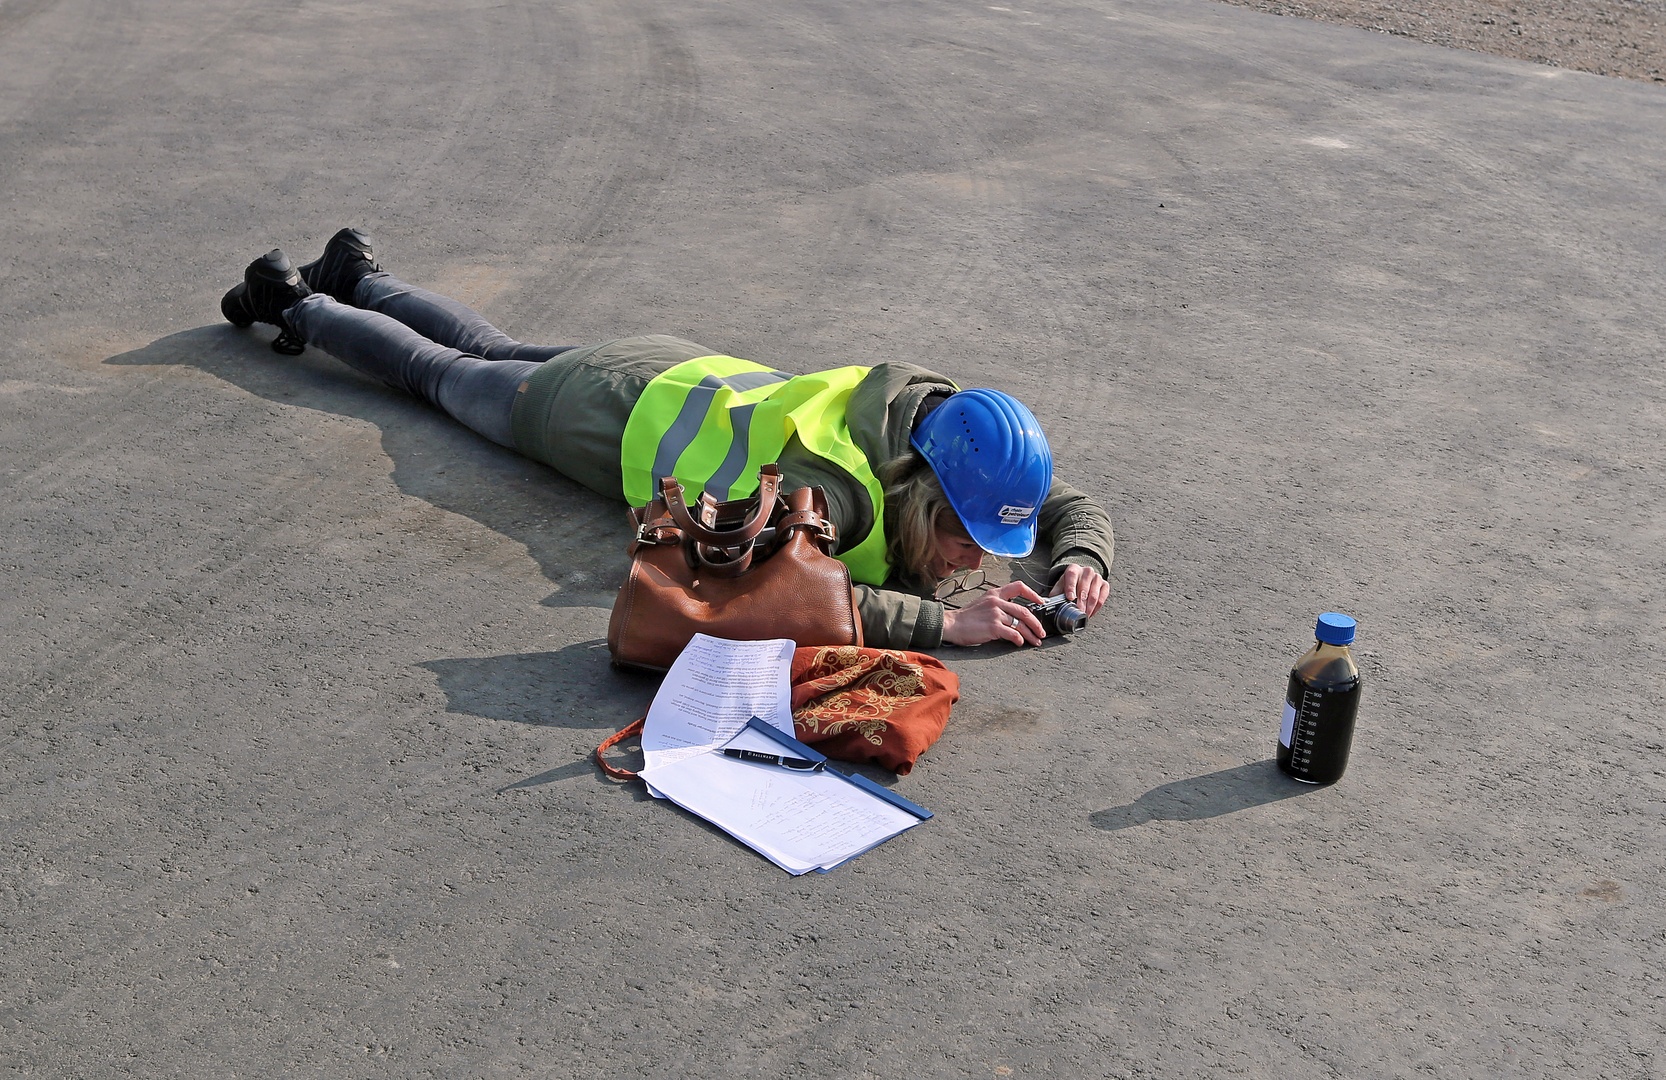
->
xmin=1038 ymin=477 xmax=1115 ymax=586
xmin=853 ymin=585 xmax=946 ymax=650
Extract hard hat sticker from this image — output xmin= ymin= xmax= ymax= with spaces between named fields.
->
xmin=997 ymin=505 xmax=1035 ymax=524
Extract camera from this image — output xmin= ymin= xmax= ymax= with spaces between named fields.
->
xmin=1014 ymin=594 xmax=1088 ymax=637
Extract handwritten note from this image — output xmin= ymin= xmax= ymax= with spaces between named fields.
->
xmin=641 ymin=749 xmax=923 ymax=874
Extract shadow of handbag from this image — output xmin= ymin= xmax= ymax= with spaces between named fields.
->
xmin=605 ymin=463 xmax=865 ymax=672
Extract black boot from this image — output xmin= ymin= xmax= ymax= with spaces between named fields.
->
xmin=221 ymin=249 xmax=313 ymax=355
xmin=298 ymin=227 xmax=381 ymax=306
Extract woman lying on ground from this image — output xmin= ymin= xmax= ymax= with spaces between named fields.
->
xmin=221 ymin=229 xmax=1114 ymax=650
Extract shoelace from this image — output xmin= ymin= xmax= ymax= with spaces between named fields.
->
xmin=270 ymin=329 xmax=305 ymax=355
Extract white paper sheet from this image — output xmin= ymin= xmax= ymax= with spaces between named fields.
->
xmin=640 ymin=634 xmax=796 ymax=779
xmin=640 ymin=747 xmax=924 ymax=875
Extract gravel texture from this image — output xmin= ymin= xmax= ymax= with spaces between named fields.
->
xmin=1216 ymin=0 xmax=1666 ymax=80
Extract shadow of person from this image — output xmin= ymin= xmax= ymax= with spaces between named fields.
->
xmin=940 ymin=635 xmax=1077 ymax=662
xmin=419 ymin=639 xmax=662 ymax=731
xmin=104 ymin=324 xmax=631 ymax=608
xmin=426 ymin=640 xmax=908 ymax=798
xmin=420 ymin=638 xmax=664 ymax=797
xmin=1089 ymin=760 xmax=1316 ymax=831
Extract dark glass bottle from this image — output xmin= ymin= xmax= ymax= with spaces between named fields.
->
xmin=1277 ymin=612 xmax=1361 ymax=784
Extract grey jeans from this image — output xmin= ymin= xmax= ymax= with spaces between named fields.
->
xmin=284 ymin=273 xmax=575 ymax=447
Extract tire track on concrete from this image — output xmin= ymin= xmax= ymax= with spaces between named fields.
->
xmin=0 ymin=0 xmax=57 ymax=36
xmin=915 ymin=0 xmax=1666 ymax=397
xmin=737 ymin=0 xmax=1027 ymax=358
xmin=2 ymin=466 xmax=385 ymax=738
xmin=369 ymin=4 xmax=522 ymax=235
xmin=503 ymin=4 xmax=702 ymax=322
xmin=1106 ymin=0 xmax=1666 ymax=300
xmin=0 ymin=366 xmax=485 ymax=742
xmin=0 ymin=0 xmax=117 ymax=201
xmin=319 ymin=2 xmax=703 ymax=339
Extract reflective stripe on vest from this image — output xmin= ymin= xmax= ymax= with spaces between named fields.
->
xmin=620 ymin=355 xmax=893 ymax=585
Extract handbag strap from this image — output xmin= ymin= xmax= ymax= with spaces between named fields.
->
xmin=660 ymin=465 xmax=782 ymax=547
xmin=627 ymin=501 xmax=680 ymax=549
xmin=595 ymin=716 xmax=646 ymax=781
xmin=776 ymin=509 xmax=836 ymax=543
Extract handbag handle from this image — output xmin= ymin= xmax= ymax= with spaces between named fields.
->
xmin=691 ymin=539 xmax=754 ymax=577
xmin=595 ymin=716 xmax=646 ymax=781
xmin=660 ymin=465 xmax=782 ymax=548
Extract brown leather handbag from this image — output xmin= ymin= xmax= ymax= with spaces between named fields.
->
xmin=605 ymin=464 xmax=864 ymax=671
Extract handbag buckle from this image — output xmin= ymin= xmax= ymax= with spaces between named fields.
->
xmin=634 ymin=521 xmax=680 ymax=545
xmin=775 ymin=509 xmax=838 ymax=547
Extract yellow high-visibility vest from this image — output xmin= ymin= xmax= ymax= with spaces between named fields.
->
xmin=620 ymin=355 xmax=891 ymax=585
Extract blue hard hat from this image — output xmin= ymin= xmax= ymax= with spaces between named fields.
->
xmin=909 ymin=388 xmax=1053 ymax=558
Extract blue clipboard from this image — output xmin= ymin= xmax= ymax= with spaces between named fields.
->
xmin=731 ymin=716 xmax=933 ymax=821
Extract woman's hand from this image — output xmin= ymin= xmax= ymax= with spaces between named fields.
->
xmin=1050 ymin=564 xmax=1110 ymax=617
xmin=940 ymin=581 xmax=1049 ymax=647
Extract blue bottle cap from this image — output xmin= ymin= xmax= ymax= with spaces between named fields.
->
xmin=1315 ymin=612 xmax=1356 ymax=645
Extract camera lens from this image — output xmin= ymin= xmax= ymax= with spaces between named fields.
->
xmin=1050 ymin=602 xmax=1087 ymax=634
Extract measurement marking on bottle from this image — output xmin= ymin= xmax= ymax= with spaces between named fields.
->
xmin=1280 ymin=680 xmax=1360 ymax=783
xmin=1291 ymin=689 xmax=1322 ymax=768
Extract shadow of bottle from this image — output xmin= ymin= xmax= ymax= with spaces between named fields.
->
xmin=1089 ymin=760 xmax=1316 ymax=831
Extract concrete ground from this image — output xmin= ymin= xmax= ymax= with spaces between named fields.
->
xmin=2 ymin=0 xmax=1662 ymax=1076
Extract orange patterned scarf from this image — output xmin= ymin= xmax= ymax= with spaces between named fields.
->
xmin=790 ymin=646 xmax=959 ymax=774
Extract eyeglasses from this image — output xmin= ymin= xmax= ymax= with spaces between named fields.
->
xmin=933 ymin=569 xmax=989 ymax=607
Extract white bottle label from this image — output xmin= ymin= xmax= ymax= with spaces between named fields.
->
xmin=1279 ymin=701 xmax=1297 ymax=747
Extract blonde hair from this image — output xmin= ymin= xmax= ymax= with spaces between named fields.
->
xmin=880 ymin=451 xmax=976 ymax=582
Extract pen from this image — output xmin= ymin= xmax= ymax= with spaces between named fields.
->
xmin=721 ymin=748 xmax=825 ymax=772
